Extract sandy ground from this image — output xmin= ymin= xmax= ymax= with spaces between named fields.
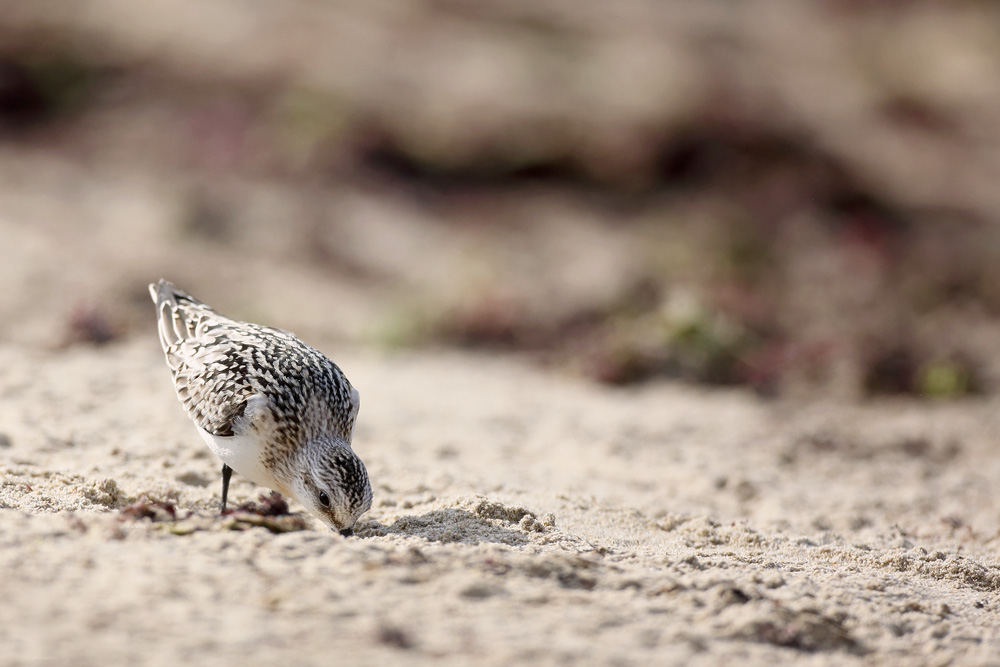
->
xmin=3 ymin=335 xmax=1000 ymax=666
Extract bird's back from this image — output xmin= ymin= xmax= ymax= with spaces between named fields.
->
xmin=149 ymin=280 xmax=360 ymax=448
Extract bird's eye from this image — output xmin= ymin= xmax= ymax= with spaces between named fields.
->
xmin=318 ymin=491 xmax=330 ymax=508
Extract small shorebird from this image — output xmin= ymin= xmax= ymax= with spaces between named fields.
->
xmin=150 ymin=280 xmax=371 ymax=535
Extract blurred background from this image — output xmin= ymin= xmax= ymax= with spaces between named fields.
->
xmin=4 ymin=0 xmax=1000 ymax=400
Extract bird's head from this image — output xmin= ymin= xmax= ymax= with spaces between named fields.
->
xmin=292 ymin=442 xmax=372 ymax=536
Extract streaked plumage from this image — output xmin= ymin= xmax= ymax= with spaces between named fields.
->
xmin=149 ymin=279 xmax=371 ymax=534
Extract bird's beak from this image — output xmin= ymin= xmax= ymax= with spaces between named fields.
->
xmin=339 ymin=527 xmax=354 ymax=537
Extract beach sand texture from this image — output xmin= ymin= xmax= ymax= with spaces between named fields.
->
xmin=2 ymin=339 xmax=1000 ymax=665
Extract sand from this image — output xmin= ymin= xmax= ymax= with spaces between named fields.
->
xmin=2 ymin=338 xmax=1000 ymax=666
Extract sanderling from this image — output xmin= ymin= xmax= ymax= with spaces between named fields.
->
xmin=149 ymin=280 xmax=371 ymax=535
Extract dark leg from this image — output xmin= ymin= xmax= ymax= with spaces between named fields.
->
xmin=221 ymin=464 xmax=233 ymax=512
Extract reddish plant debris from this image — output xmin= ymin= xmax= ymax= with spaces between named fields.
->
xmin=231 ymin=491 xmax=291 ymax=517
xmin=222 ymin=495 xmax=308 ymax=534
xmin=119 ymin=499 xmax=177 ymax=522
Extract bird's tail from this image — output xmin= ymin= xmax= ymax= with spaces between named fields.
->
xmin=149 ymin=280 xmax=215 ymax=351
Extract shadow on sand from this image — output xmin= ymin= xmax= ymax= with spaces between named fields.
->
xmin=358 ymin=507 xmax=530 ymax=546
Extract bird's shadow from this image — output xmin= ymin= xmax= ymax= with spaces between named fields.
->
xmin=358 ymin=508 xmax=530 ymax=546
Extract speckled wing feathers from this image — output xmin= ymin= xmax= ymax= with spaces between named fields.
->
xmin=149 ymin=280 xmax=359 ymax=446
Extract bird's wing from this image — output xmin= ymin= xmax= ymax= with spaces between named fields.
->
xmin=346 ymin=386 xmax=360 ymax=443
xmin=150 ymin=280 xmax=253 ymax=437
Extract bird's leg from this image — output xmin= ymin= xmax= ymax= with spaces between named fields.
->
xmin=221 ymin=464 xmax=233 ymax=512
